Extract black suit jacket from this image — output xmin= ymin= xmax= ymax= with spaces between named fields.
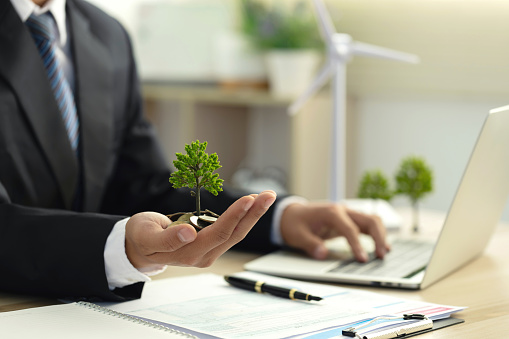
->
xmin=0 ymin=0 xmax=280 ymax=301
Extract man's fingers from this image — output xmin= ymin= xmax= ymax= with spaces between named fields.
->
xmin=155 ymin=190 xmax=275 ymax=268
xmin=343 ymin=230 xmax=368 ymax=262
xmin=125 ymin=212 xmax=199 ymax=269
xmin=134 ymin=220 xmax=197 ymax=254
xmin=347 ymin=209 xmax=390 ymax=258
xmin=204 ymin=190 xmax=277 ymax=258
xmin=196 ymin=195 xmax=257 ymax=249
xmin=228 ymin=190 xmax=276 ymax=243
xmin=330 ymin=207 xmax=368 ymax=262
xmin=156 ymin=223 xmax=197 ymax=251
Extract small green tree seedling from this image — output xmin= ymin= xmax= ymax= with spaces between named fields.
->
xmin=357 ymin=169 xmax=393 ymax=201
xmin=395 ymin=156 xmax=433 ymax=232
xmin=169 ymin=140 xmax=224 ymax=216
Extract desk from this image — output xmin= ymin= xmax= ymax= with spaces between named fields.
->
xmin=1 ymin=211 xmax=508 ymax=337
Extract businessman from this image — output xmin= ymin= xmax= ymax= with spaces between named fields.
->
xmin=0 ymin=0 xmax=389 ymax=301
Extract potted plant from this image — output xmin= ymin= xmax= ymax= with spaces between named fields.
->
xmin=168 ymin=140 xmax=224 ymax=231
xmin=357 ymin=169 xmax=393 ymax=202
xmin=357 ymin=169 xmax=394 ymax=216
xmin=239 ymin=0 xmax=324 ymax=97
xmin=395 ymin=156 xmax=433 ymax=233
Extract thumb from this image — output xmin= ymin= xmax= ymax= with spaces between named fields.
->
xmin=126 ymin=212 xmax=198 ymax=269
xmin=157 ymin=223 xmax=197 ymax=252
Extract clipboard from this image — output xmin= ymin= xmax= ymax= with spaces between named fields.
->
xmin=343 ymin=314 xmax=464 ymax=339
xmin=403 ymin=317 xmax=464 ymax=338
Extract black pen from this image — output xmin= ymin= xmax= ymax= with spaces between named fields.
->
xmin=224 ymin=276 xmax=322 ymax=302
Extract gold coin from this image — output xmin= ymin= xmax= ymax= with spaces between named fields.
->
xmin=198 ymin=215 xmax=217 ymax=223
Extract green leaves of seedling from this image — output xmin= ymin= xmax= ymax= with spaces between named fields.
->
xmin=169 ymin=140 xmax=224 ymax=216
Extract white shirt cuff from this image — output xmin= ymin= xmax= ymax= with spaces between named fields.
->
xmin=271 ymin=196 xmax=308 ymax=246
xmin=104 ymin=217 xmax=167 ymax=290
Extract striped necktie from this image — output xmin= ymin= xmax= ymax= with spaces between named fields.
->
xmin=25 ymin=12 xmax=80 ymax=152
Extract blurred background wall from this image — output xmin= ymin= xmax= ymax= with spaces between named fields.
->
xmin=85 ymin=0 xmax=509 ymax=220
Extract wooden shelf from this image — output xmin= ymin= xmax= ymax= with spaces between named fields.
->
xmin=142 ymin=83 xmax=293 ymax=107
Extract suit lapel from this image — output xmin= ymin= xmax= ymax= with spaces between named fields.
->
xmin=0 ymin=1 xmax=78 ymax=209
xmin=67 ymin=1 xmax=113 ymax=212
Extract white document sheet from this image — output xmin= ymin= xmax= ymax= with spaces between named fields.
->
xmin=99 ymin=272 xmax=463 ymax=339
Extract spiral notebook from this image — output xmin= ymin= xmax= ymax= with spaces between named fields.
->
xmin=0 ymin=301 xmax=197 ymax=339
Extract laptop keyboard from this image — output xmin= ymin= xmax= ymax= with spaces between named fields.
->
xmin=328 ymin=239 xmax=434 ymax=278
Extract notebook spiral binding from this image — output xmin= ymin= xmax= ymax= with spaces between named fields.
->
xmin=76 ymin=301 xmax=198 ymax=338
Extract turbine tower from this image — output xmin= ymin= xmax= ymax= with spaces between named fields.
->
xmin=288 ymin=0 xmax=420 ymax=202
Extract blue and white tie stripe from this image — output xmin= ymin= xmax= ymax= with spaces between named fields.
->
xmin=26 ymin=13 xmax=79 ymax=152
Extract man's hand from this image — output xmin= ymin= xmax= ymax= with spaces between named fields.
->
xmin=280 ymin=202 xmax=390 ymax=262
xmin=125 ymin=190 xmax=277 ymax=271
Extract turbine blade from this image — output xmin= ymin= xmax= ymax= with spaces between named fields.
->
xmin=352 ymin=41 xmax=420 ymax=64
xmin=312 ymin=0 xmax=337 ymax=41
xmin=288 ymin=62 xmax=334 ymax=116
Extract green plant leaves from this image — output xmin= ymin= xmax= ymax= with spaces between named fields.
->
xmin=240 ymin=0 xmax=324 ymax=50
xmin=169 ymin=140 xmax=224 ymax=195
xmin=357 ymin=156 xmax=433 ymax=204
xmin=357 ymin=169 xmax=393 ymax=201
xmin=395 ymin=156 xmax=433 ymax=203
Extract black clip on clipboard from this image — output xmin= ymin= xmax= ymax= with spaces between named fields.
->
xmin=342 ymin=314 xmax=464 ymax=339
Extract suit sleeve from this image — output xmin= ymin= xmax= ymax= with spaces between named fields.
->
xmin=0 ymin=184 xmax=143 ymax=301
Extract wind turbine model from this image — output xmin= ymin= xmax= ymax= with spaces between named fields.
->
xmin=288 ymin=0 xmax=419 ymax=202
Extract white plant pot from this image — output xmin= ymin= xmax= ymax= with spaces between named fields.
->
xmin=264 ymin=49 xmax=322 ymax=98
xmin=213 ymin=31 xmax=267 ymax=86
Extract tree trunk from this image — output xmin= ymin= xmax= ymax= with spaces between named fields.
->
xmin=412 ymin=200 xmax=419 ymax=233
xmin=195 ymin=186 xmax=201 ymax=216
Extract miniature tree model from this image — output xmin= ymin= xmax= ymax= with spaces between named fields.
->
xmin=357 ymin=169 xmax=393 ymax=201
xmin=169 ymin=140 xmax=224 ymax=217
xmin=395 ymin=156 xmax=433 ymax=233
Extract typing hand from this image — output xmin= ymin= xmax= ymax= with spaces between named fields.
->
xmin=280 ymin=202 xmax=391 ymax=262
xmin=125 ymin=190 xmax=277 ymax=271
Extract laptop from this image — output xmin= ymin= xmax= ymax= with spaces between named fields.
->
xmin=245 ymin=105 xmax=509 ymax=289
